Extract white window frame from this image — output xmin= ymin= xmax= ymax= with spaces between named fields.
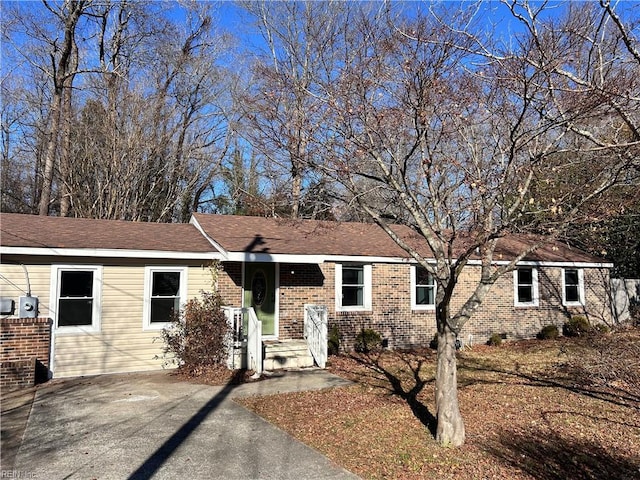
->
xmin=335 ymin=263 xmax=372 ymax=312
xmin=562 ymin=268 xmax=585 ymax=306
xmin=50 ymin=265 xmax=103 ymax=333
xmin=513 ymin=267 xmax=539 ymax=307
xmin=143 ymin=266 xmax=188 ymax=330
xmin=411 ymin=265 xmax=436 ymax=310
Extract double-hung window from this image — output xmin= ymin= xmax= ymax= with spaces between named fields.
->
xmin=563 ymin=268 xmax=584 ymax=306
xmin=335 ymin=264 xmax=371 ymax=311
xmin=514 ymin=267 xmax=539 ymax=307
xmin=52 ymin=265 xmax=102 ymax=332
xmin=144 ymin=267 xmax=187 ymax=329
xmin=411 ymin=265 xmax=436 ymax=310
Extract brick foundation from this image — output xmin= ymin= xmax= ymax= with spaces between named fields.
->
xmin=0 ymin=317 xmax=52 ymax=390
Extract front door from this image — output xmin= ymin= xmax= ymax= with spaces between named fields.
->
xmin=243 ymin=263 xmax=277 ymax=337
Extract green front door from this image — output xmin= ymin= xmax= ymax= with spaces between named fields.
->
xmin=243 ymin=263 xmax=276 ymax=336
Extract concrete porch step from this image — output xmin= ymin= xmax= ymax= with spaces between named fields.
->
xmin=263 ymin=340 xmax=314 ymax=370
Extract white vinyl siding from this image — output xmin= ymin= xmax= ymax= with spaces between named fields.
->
xmin=52 ymin=264 xmax=210 ymax=378
xmin=0 ymin=264 xmax=53 ymax=317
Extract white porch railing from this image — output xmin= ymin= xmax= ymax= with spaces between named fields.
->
xmin=223 ymin=306 xmax=262 ymax=375
xmin=304 ymin=304 xmax=328 ymax=368
xmin=246 ymin=307 xmax=263 ymax=375
xmin=223 ymin=306 xmax=244 ymax=344
xmin=223 ymin=306 xmax=243 ymax=370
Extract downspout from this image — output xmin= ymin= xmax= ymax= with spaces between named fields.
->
xmin=20 ymin=263 xmax=31 ymax=296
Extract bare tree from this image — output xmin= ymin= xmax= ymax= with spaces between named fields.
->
xmin=0 ymin=76 xmax=37 ymax=213
xmin=215 ymin=144 xmax=270 ymax=215
xmin=303 ymin=1 xmax=639 ymax=446
xmin=3 ymin=1 xmax=232 ymax=221
xmin=64 ymin=1 xmax=232 ymax=222
xmin=2 ymin=1 xmax=90 ymax=215
xmin=12 ymin=0 xmax=89 ymax=216
xmin=237 ymin=0 xmax=351 ymax=218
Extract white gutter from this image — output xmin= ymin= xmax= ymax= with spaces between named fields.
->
xmin=225 ymin=253 xmax=611 ymax=268
xmin=0 ymin=246 xmax=222 ymax=260
xmin=466 ymin=259 xmax=614 ymax=269
xmin=226 ymin=252 xmax=329 ymax=264
xmin=1 ymin=245 xmax=611 ymax=269
xmin=318 ymin=255 xmax=413 ymax=264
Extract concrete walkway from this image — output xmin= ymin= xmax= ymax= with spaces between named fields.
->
xmin=2 ymin=370 xmax=359 ymax=480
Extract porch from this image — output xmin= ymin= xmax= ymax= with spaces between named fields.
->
xmin=223 ymin=304 xmax=328 ymax=375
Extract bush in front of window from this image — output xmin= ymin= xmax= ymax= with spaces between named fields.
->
xmin=593 ymin=323 xmax=611 ymax=334
xmin=537 ymin=324 xmax=560 ymax=340
xmin=157 ymin=290 xmax=230 ymax=375
xmin=562 ymin=315 xmax=592 ymax=337
xmin=354 ymin=328 xmax=382 ymax=353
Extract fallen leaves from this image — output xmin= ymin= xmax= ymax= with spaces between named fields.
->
xmin=237 ymin=329 xmax=640 ymax=480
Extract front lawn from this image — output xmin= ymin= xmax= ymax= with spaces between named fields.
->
xmin=238 ymin=328 xmax=640 ymax=480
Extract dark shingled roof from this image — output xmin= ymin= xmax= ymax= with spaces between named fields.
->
xmin=0 ymin=213 xmax=214 ymax=253
xmin=491 ymin=233 xmax=606 ymax=264
xmin=192 ymin=213 xmax=409 ymax=257
xmin=1 ymin=212 xmax=606 ymax=264
xmin=192 ymin=214 xmax=607 ymax=264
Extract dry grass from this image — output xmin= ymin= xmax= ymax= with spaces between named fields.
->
xmin=237 ymin=329 xmax=640 ymax=480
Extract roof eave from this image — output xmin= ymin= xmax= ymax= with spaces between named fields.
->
xmin=501 ymin=259 xmax=614 ymax=268
xmin=222 ymin=253 xmax=612 ymax=268
xmin=225 ymin=252 xmax=329 ymax=264
xmin=0 ymin=246 xmax=223 ymax=260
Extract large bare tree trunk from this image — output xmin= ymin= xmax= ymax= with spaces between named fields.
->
xmin=435 ymin=312 xmax=465 ymax=447
xmin=58 ymin=40 xmax=78 ymax=217
xmin=37 ymin=0 xmax=85 ymax=216
xmin=37 ymin=95 xmax=63 ymax=215
xmin=291 ymin=168 xmax=302 ymax=219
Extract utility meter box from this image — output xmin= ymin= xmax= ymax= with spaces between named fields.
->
xmin=19 ymin=296 xmax=38 ymax=318
xmin=0 ymin=297 xmax=15 ymax=315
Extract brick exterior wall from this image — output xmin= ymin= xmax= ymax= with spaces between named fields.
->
xmin=0 ymin=317 xmax=52 ymax=389
xmin=455 ymin=266 xmax=612 ymax=344
xmin=218 ymin=262 xmax=243 ymax=306
xmin=217 ymin=261 xmax=612 ymax=351
xmin=332 ymin=263 xmax=435 ymax=350
xmin=280 ymin=263 xmax=329 ymax=339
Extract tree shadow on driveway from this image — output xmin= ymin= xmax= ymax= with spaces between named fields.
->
xmin=127 ymin=369 xmax=245 ymax=480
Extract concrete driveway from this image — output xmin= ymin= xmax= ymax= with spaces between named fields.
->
xmin=3 ymin=370 xmax=359 ymax=480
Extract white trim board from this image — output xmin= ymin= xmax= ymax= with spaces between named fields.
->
xmin=189 ymin=216 xmax=228 ymax=257
xmin=2 ymin=246 xmax=612 ymax=269
xmin=1 ymin=246 xmax=222 ymax=260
